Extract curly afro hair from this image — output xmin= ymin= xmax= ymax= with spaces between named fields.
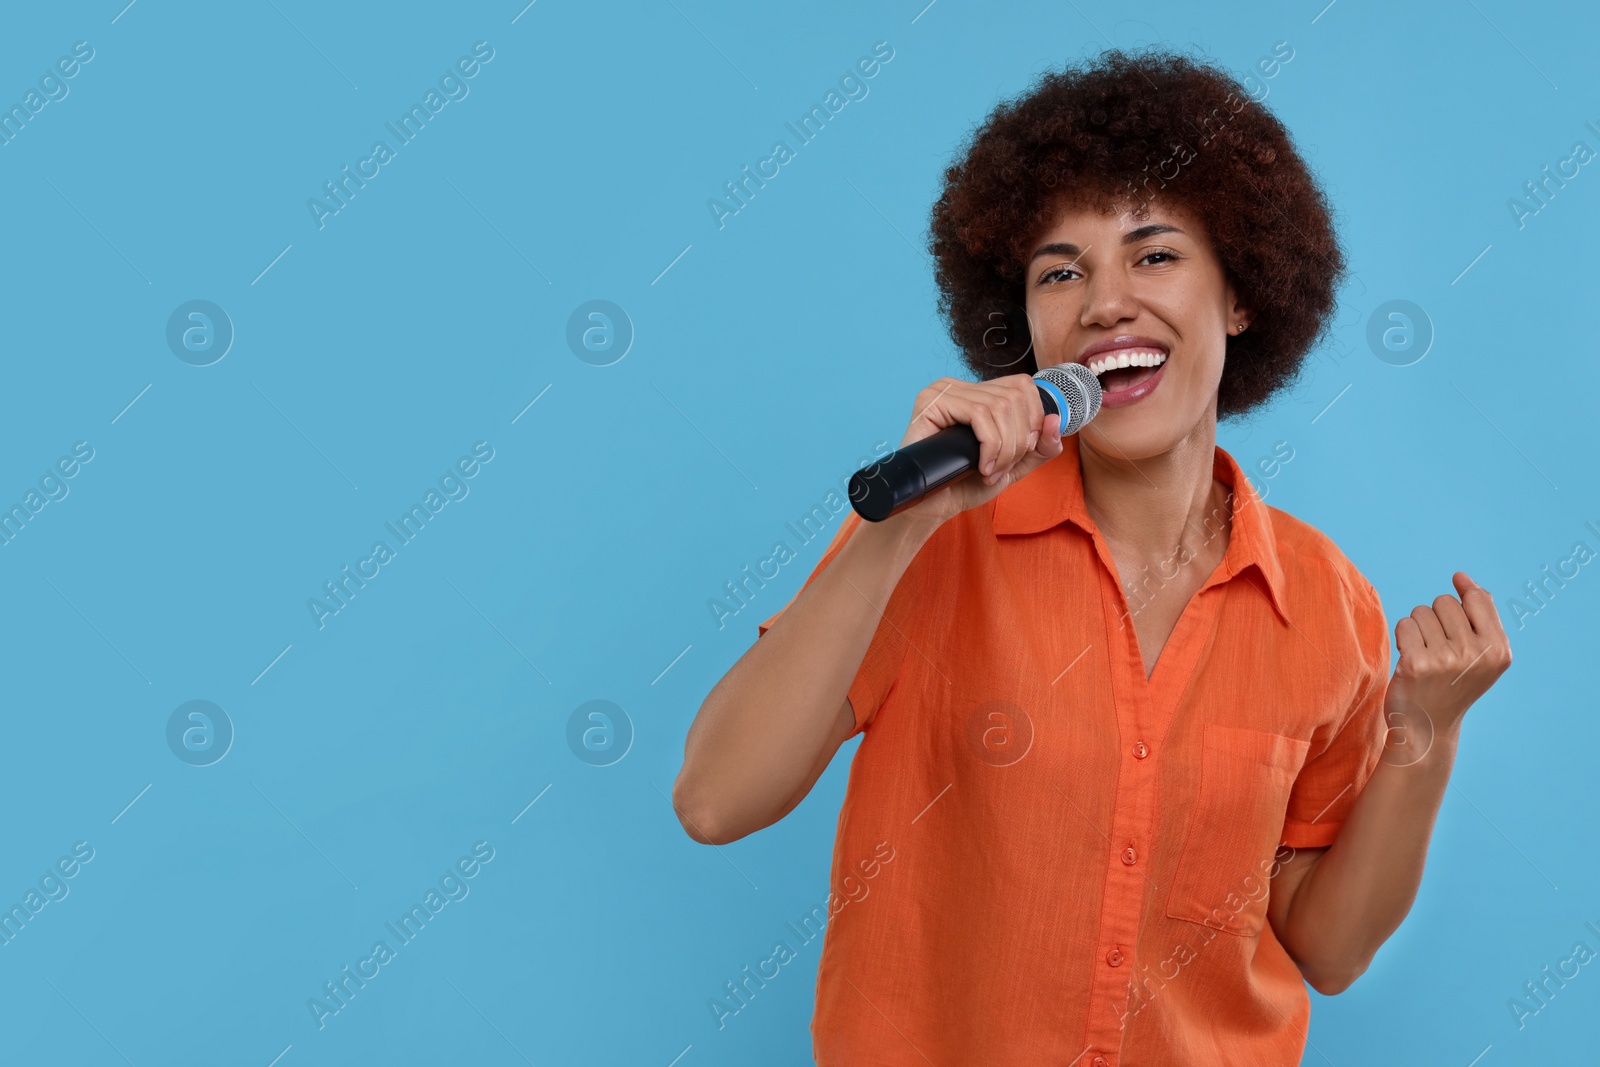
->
xmin=928 ymin=47 xmax=1345 ymax=419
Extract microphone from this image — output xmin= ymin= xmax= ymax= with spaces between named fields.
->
xmin=847 ymin=363 xmax=1102 ymax=523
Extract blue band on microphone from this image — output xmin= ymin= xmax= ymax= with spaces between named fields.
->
xmin=1036 ymin=380 xmax=1071 ymax=433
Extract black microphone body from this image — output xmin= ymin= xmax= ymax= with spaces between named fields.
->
xmin=848 ymin=363 xmax=1101 ymax=523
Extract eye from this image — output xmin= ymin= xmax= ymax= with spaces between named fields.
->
xmin=1036 ymin=262 xmax=1081 ymax=285
xmin=1140 ymin=247 xmax=1180 ymax=265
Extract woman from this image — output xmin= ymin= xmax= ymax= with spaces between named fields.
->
xmin=673 ymin=48 xmax=1511 ymax=1065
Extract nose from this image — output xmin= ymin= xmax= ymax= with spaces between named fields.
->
xmin=1080 ymin=267 xmax=1140 ymax=329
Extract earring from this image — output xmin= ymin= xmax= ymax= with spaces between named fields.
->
xmin=1234 ymin=322 xmax=1248 ymax=334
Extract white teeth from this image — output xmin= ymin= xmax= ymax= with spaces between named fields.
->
xmin=1086 ymin=350 xmax=1167 ymax=376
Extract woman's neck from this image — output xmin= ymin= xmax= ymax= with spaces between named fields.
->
xmin=1077 ymin=420 xmax=1230 ymax=562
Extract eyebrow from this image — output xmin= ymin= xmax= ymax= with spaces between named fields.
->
xmin=1029 ymin=223 xmax=1187 ymax=261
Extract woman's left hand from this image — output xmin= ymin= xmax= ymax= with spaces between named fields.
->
xmin=1386 ymin=571 xmax=1512 ymax=737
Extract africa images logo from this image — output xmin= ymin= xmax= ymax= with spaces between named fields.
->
xmin=306 ymin=841 xmax=495 ymax=1030
xmin=307 ymin=41 xmax=496 ymax=230
xmin=706 ymin=40 xmax=895 ymax=230
xmin=307 ymin=441 xmax=495 ymax=630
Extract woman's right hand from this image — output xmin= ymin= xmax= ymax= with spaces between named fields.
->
xmin=872 ymin=372 xmax=1065 ymax=531
xmin=675 ymin=374 xmax=1062 ymax=845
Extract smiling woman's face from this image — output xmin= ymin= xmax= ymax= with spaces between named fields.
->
xmin=1023 ymin=196 xmax=1250 ymax=462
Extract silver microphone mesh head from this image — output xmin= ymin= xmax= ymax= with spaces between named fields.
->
xmin=1035 ymin=362 xmax=1102 ymax=435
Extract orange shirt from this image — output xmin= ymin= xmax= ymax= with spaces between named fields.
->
xmin=756 ymin=438 xmax=1391 ymax=1066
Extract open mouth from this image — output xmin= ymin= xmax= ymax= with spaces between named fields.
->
xmin=1086 ymin=349 xmax=1167 ymax=394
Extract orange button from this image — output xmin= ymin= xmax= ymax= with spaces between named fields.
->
xmin=1133 ymin=740 xmax=1149 ymax=759
xmin=1093 ymin=1059 xmax=1109 ymax=1067
xmin=1106 ymin=947 xmax=1123 ymax=966
xmin=1121 ymin=846 xmax=1136 ymax=865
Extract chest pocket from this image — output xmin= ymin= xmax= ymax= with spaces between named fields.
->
xmin=1164 ymin=722 xmax=1310 ymax=937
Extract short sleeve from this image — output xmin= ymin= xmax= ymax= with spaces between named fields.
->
xmin=756 ymin=510 xmax=916 ymax=736
xmin=1280 ymin=569 xmax=1392 ymax=849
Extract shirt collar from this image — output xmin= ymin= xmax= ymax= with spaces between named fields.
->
xmin=992 ymin=438 xmax=1290 ymax=625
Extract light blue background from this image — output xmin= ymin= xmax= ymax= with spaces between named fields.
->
xmin=0 ymin=1 xmax=1595 ymax=1064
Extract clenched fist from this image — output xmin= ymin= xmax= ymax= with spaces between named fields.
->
xmin=1387 ymin=572 xmax=1512 ymax=739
